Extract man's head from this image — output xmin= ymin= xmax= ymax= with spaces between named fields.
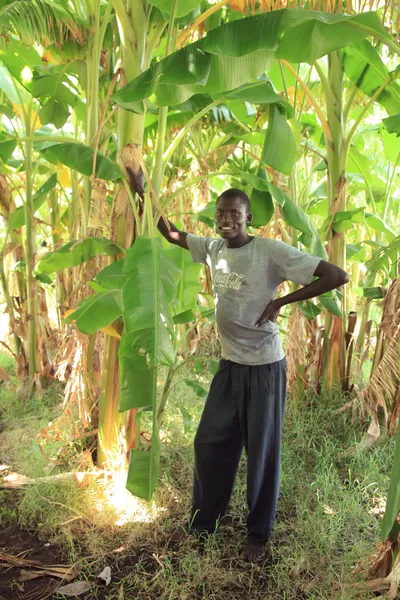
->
xmin=215 ymin=189 xmax=252 ymax=242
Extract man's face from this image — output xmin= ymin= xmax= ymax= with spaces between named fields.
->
xmin=215 ymin=196 xmax=252 ymax=239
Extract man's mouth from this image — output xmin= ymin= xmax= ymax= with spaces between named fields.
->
xmin=220 ymin=226 xmax=234 ymax=231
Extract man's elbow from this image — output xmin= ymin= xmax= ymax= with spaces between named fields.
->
xmin=334 ymin=269 xmax=350 ymax=286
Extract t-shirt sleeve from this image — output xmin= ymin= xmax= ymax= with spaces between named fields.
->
xmin=272 ymin=240 xmax=322 ymax=286
xmin=186 ymin=233 xmax=212 ymax=265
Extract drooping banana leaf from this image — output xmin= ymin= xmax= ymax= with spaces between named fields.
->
xmin=342 ymin=41 xmax=400 ymax=116
xmin=8 ymin=173 xmax=58 ymax=230
xmin=149 ymin=0 xmax=201 ymax=17
xmin=95 ymin=259 xmax=126 ymax=290
xmin=164 ymin=244 xmax=202 ymax=313
xmin=112 ymin=9 xmax=390 ymax=110
xmin=123 ymin=236 xmax=182 ymax=500
xmin=39 ymin=142 xmax=122 ymax=181
xmin=35 ymin=237 xmax=124 ymax=274
xmin=122 ymin=236 xmax=182 ymax=367
xmin=383 ymin=114 xmax=400 ymax=136
xmin=126 ymin=430 xmax=160 ymax=501
xmin=381 ymin=419 xmax=400 ymax=540
xmin=0 ymin=132 xmax=16 ymax=162
xmin=261 ymin=104 xmax=297 ymax=175
xmin=119 ymin=331 xmax=155 ymax=412
xmin=64 ymin=289 xmax=124 ymax=335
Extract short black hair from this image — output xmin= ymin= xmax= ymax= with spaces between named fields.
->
xmin=216 ymin=188 xmax=251 ymax=213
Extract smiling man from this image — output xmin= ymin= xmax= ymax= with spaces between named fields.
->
xmin=157 ymin=187 xmax=349 ymax=562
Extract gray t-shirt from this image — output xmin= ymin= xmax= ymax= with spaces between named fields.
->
xmin=186 ymin=234 xmax=322 ymax=365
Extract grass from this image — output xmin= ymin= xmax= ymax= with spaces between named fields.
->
xmin=0 ymin=364 xmax=395 ymax=600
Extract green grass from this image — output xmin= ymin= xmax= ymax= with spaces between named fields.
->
xmin=0 ymin=371 xmax=394 ymax=600
xmin=0 ymin=351 xmax=16 ymax=375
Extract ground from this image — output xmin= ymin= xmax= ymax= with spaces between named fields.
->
xmin=0 ymin=365 xmax=395 ymax=600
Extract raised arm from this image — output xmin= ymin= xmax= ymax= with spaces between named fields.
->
xmin=126 ymin=166 xmax=188 ymax=249
xmin=157 ymin=217 xmax=189 ymax=249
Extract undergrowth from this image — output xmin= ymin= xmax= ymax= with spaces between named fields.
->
xmin=0 ymin=361 xmax=395 ymax=600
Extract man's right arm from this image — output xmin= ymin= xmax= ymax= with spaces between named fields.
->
xmin=158 ymin=217 xmax=189 ymax=250
xmin=125 ymin=166 xmax=189 ymax=250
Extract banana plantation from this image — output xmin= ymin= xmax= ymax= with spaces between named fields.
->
xmin=0 ymin=0 xmax=399 ymax=598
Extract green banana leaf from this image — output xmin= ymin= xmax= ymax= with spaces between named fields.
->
xmin=39 ymin=142 xmax=122 ymax=181
xmin=365 ymin=213 xmax=396 ymax=241
xmin=214 ymin=81 xmax=288 ymax=106
xmin=123 ymin=237 xmax=182 ymax=500
xmin=126 ymin=431 xmax=160 ymax=501
xmin=381 ymin=418 xmax=400 ymax=540
xmin=36 ymin=237 xmax=124 ymax=274
xmin=119 ymin=332 xmax=155 ymax=412
xmin=332 ymin=207 xmax=366 ymax=233
xmin=165 ymin=244 xmax=202 ymax=313
xmin=0 ymin=133 xmax=16 ymax=162
xmin=122 ymin=237 xmax=182 ymax=367
xmin=9 ymin=174 xmax=58 ymax=230
xmin=184 ymin=379 xmax=208 ymax=398
xmin=173 ymin=309 xmax=197 ymax=324
xmin=95 ymin=259 xmax=126 ymax=290
xmin=149 ymin=0 xmax=200 ymax=17
xmin=318 ymin=295 xmax=342 ymax=318
xmin=342 ymin=41 xmax=400 ymax=116
xmin=365 ymin=235 xmax=400 ymax=275
xmin=64 ymin=289 xmax=123 ymax=335
xmin=298 ymin=300 xmax=321 ymax=320
xmin=39 ymin=99 xmax=70 ymax=129
xmin=383 ymin=114 xmax=400 ymax=136
xmin=261 ymin=104 xmax=297 ymax=175
xmin=112 ymin=9 xmax=389 ymax=109
xmin=0 ymin=40 xmax=41 ymax=93
xmin=277 ymin=193 xmax=327 ymax=260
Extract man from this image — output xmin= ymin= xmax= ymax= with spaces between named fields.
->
xmin=158 ymin=187 xmax=349 ymax=562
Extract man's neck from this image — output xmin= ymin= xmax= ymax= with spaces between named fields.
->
xmin=225 ymin=234 xmax=253 ymax=249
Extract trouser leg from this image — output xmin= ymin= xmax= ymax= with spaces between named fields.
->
xmin=239 ymin=358 xmax=287 ymax=545
xmin=190 ymin=361 xmax=243 ymax=532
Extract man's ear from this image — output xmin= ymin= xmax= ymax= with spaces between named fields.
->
xmin=247 ymin=212 xmax=253 ymax=224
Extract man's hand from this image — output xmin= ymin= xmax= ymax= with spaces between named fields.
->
xmin=255 ymin=300 xmax=281 ymax=327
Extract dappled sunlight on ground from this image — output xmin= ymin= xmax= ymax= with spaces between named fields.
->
xmin=92 ymin=470 xmax=167 ymax=527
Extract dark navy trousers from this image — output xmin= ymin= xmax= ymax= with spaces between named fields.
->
xmin=190 ymin=357 xmax=287 ymax=545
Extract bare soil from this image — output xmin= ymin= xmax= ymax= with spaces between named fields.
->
xmin=0 ymin=507 xmax=63 ymax=600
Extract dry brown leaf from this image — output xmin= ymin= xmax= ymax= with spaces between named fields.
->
xmin=55 ymin=581 xmax=91 ymax=596
xmin=87 ymin=215 xmax=107 ymax=231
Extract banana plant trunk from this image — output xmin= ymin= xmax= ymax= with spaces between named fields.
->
xmin=23 ymin=122 xmax=40 ymax=385
xmin=97 ymin=0 xmax=147 ymax=467
xmin=322 ymin=51 xmax=347 ymax=391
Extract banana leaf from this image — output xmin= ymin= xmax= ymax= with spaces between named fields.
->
xmin=149 ymin=0 xmax=200 ymax=17
xmin=342 ymin=41 xmax=400 ymax=116
xmin=119 ymin=332 xmax=155 ymax=412
xmin=112 ymin=10 xmax=389 ymax=110
xmin=383 ymin=114 xmax=400 ymax=136
xmin=39 ymin=143 xmax=122 ymax=181
xmin=0 ymin=133 xmax=16 ymax=162
xmin=165 ymin=244 xmax=202 ymax=313
xmin=123 ymin=236 xmax=181 ymax=500
xmin=95 ymin=259 xmax=126 ymax=290
xmin=64 ymin=289 xmax=123 ymax=335
xmin=36 ymin=237 xmax=124 ymax=274
xmin=9 ymin=173 xmax=58 ymax=230
xmin=126 ymin=431 xmax=160 ymax=501
xmin=261 ymin=104 xmax=297 ymax=175
xmin=122 ymin=237 xmax=182 ymax=367
xmin=381 ymin=419 xmax=400 ymax=540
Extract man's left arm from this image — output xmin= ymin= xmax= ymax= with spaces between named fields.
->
xmin=255 ymin=260 xmax=349 ymax=327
